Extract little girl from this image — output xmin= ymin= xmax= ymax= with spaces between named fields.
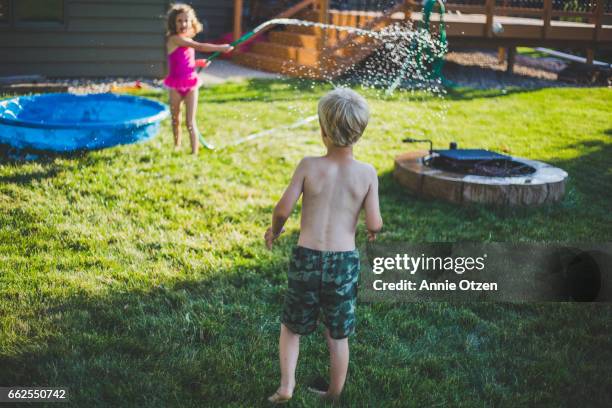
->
xmin=164 ymin=4 xmax=233 ymax=154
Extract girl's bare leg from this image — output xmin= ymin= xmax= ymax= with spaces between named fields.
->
xmin=324 ymin=328 xmax=349 ymax=399
xmin=184 ymin=88 xmax=199 ymax=154
xmin=169 ymin=89 xmax=183 ymax=149
xmin=269 ymin=323 xmax=299 ymax=402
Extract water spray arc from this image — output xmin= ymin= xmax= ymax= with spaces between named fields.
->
xmin=195 ymin=18 xmax=386 ymax=149
xmin=195 ymin=8 xmax=448 ymax=149
xmin=198 ymin=18 xmax=382 ymax=72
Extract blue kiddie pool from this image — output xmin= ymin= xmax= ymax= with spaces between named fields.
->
xmin=0 ymin=93 xmax=169 ymax=152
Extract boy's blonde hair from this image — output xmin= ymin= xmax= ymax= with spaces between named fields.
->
xmin=166 ymin=3 xmax=203 ymax=37
xmin=318 ymin=88 xmax=369 ymax=147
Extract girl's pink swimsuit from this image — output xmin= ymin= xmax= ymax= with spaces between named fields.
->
xmin=163 ymin=46 xmax=202 ymax=96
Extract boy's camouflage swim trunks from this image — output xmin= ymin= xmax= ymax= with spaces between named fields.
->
xmin=282 ymin=246 xmax=360 ymax=339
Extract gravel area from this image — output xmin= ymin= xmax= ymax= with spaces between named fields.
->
xmin=61 ymin=78 xmax=165 ymax=94
xmin=20 ymin=61 xmax=280 ymax=94
xmin=443 ymin=50 xmax=569 ymax=89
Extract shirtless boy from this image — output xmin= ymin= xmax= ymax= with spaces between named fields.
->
xmin=265 ymin=88 xmax=383 ymax=403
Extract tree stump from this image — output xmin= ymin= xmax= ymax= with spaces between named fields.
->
xmin=394 ymin=151 xmax=568 ymax=206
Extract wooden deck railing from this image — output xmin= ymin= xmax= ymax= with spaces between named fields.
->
xmin=232 ymin=0 xmax=609 ymax=71
xmin=233 ymin=0 xmax=611 ymax=37
xmin=442 ymin=0 xmax=612 ymax=24
xmin=415 ymin=0 xmax=611 ymax=41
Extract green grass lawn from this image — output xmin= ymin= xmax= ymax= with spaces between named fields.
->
xmin=1 ymin=82 xmax=611 ymax=407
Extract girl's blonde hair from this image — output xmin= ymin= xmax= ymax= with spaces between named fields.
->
xmin=166 ymin=3 xmax=203 ymax=37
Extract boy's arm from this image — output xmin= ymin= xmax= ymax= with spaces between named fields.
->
xmin=170 ymin=35 xmax=233 ymax=53
xmin=265 ymin=159 xmax=308 ymax=249
xmin=363 ymin=166 xmax=383 ymax=241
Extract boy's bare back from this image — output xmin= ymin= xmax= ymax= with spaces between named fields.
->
xmin=265 ymin=88 xmax=382 ymax=252
xmin=297 ymin=156 xmax=378 ymax=251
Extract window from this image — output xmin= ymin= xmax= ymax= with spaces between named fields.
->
xmin=0 ymin=0 xmax=9 ymax=23
xmin=14 ymin=0 xmax=63 ymax=24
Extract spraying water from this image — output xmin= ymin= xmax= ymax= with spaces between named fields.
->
xmin=201 ymin=9 xmax=449 ymax=148
xmin=204 ymin=17 xmax=446 ymax=88
xmin=204 ymin=18 xmax=392 ymax=65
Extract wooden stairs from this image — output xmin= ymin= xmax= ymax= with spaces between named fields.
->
xmin=233 ymin=3 xmax=412 ymax=80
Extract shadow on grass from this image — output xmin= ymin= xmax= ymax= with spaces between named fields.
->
xmin=0 ymin=144 xmax=67 ymax=184
xmin=547 ymin=137 xmax=612 ymax=204
xmin=0 ymin=144 xmax=120 ymax=183
xmin=1 ymin=193 xmax=611 ymax=405
xmin=2 ymin=246 xmax=611 ymax=407
xmin=0 ymin=167 xmax=60 ymax=184
xmin=0 ymin=232 xmax=302 ymax=406
xmin=443 ymin=86 xmax=536 ymax=101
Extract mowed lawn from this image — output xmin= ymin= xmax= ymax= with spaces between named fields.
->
xmin=1 ymin=82 xmax=611 ymax=407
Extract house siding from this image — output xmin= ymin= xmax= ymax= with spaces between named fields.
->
xmin=191 ymin=0 xmax=234 ymax=40
xmin=1 ymin=0 xmax=234 ymax=78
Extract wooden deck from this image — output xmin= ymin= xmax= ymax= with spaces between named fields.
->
xmin=231 ymin=0 xmax=612 ymax=78
xmin=407 ymin=11 xmax=612 ymax=48
xmin=410 ymin=0 xmax=612 ymax=52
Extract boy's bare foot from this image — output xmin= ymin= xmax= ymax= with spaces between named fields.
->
xmin=267 ymin=388 xmax=292 ymax=404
